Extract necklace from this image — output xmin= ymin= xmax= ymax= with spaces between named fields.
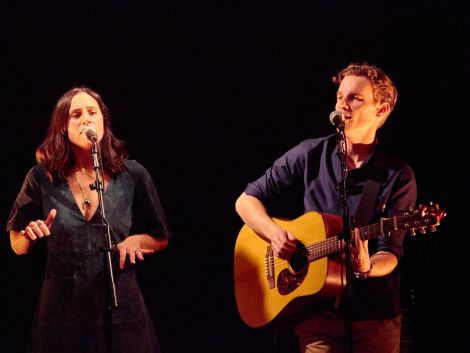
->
xmin=71 ymin=174 xmax=91 ymax=209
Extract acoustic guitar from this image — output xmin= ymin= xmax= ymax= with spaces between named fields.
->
xmin=234 ymin=203 xmax=445 ymax=329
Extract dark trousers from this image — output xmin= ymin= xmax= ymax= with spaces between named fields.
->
xmin=295 ymin=307 xmax=401 ymax=353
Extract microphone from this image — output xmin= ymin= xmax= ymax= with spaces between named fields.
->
xmin=83 ymin=126 xmax=98 ymax=143
xmin=329 ymin=111 xmax=344 ymax=130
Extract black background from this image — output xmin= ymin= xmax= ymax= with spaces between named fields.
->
xmin=0 ymin=1 xmax=467 ymax=352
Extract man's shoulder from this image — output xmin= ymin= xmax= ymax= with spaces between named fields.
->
xmin=287 ymin=134 xmax=336 ymax=156
xmin=374 ymin=146 xmax=414 ymax=173
xmin=295 ymin=134 xmax=336 ymax=148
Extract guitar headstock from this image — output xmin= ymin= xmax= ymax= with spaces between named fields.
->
xmin=399 ymin=202 xmax=446 ymax=236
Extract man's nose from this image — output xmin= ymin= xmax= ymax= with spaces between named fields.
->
xmin=337 ymin=98 xmax=348 ymax=110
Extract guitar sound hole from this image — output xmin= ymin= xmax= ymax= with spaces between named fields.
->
xmin=289 ymin=242 xmax=308 ymax=274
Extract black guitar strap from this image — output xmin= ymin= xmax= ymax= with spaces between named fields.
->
xmin=353 ymin=149 xmax=389 ymax=227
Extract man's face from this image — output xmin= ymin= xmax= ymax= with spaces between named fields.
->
xmin=335 ymin=75 xmax=384 ymax=139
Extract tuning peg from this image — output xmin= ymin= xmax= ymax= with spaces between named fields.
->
xmin=430 ymin=225 xmax=437 ymax=232
xmin=410 ymin=229 xmax=416 ymax=236
xmin=419 ymin=227 xmax=426 ymax=234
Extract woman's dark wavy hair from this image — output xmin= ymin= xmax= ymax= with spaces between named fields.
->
xmin=35 ymin=87 xmax=128 ymax=181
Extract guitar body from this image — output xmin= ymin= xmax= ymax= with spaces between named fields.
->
xmin=234 ymin=211 xmax=345 ymax=329
xmin=234 ymin=202 xmax=445 ymax=329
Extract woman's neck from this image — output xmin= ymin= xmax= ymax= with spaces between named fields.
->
xmin=70 ymin=148 xmax=95 ymax=176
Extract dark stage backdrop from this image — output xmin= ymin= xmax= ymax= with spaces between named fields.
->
xmin=0 ymin=2 xmax=467 ymax=353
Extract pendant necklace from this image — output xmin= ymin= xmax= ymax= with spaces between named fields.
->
xmin=72 ymin=174 xmax=91 ymax=209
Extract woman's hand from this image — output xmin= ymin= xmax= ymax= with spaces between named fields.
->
xmin=20 ymin=209 xmax=57 ymax=241
xmin=116 ymin=234 xmax=168 ymax=269
xmin=11 ymin=209 xmax=57 ymax=255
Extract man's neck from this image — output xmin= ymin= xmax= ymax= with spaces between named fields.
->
xmin=345 ymin=140 xmax=375 ymax=170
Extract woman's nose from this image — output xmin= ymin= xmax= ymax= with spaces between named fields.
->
xmin=82 ymin=114 xmax=94 ymax=125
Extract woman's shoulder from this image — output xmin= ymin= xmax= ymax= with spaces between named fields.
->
xmin=26 ymin=163 xmax=47 ymax=180
xmin=17 ymin=163 xmax=51 ymax=189
xmin=122 ymin=159 xmax=150 ymax=177
xmin=123 ymin=159 xmax=143 ymax=170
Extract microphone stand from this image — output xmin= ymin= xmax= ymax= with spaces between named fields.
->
xmin=89 ymin=139 xmax=118 ymax=352
xmin=336 ymin=126 xmax=354 ymax=353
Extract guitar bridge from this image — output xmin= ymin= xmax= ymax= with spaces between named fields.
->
xmin=265 ymin=245 xmax=275 ymax=289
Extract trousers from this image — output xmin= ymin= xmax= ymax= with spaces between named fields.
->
xmin=294 ymin=307 xmax=401 ymax=353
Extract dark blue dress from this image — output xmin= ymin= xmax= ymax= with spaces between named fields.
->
xmin=7 ymin=160 xmax=170 ymax=353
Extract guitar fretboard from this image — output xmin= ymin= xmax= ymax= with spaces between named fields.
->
xmin=308 ymin=236 xmax=342 ymax=261
xmin=306 ymin=217 xmax=392 ymax=261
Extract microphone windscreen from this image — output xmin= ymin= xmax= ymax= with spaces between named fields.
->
xmin=83 ymin=126 xmax=98 ymax=142
xmin=329 ymin=111 xmax=343 ymax=126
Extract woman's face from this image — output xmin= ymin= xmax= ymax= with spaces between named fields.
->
xmin=67 ymin=92 xmax=105 ymax=150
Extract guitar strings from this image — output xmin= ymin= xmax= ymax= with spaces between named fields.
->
xmin=268 ymin=212 xmax=423 ymax=269
xmin=270 ymin=237 xmax=341 ymax=268
xmin=269 ymin=221 xmax=388 ymax=268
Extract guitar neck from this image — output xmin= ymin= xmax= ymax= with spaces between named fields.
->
xmin=307 ymin=215 xmax=403 ymax=261
xmin=358 ymin=220 xmax=386 ymax=241
xmin=308 ymin=236 xmax=342 ymax=262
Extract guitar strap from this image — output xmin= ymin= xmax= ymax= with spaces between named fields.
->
xmin=353 ymin=149 xmax=388 ymax=227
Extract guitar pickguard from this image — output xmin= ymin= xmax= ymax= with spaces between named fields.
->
xmin=277 ymin=268 xmax=307 ymax=295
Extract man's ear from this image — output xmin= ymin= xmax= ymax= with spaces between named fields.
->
xmin=377 ymin=103 xmax=390 ymax=117
xmin=376 ymin=103 xmax=391 ymax=129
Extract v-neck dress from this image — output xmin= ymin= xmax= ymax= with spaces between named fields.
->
xmin=7 ymin=160 xmax=170 ymax=353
